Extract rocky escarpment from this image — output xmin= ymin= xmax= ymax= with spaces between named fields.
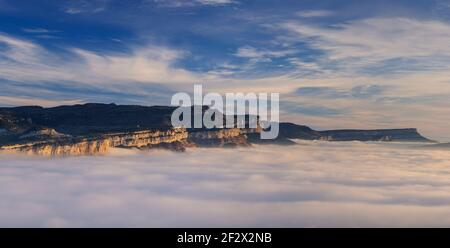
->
xmin=0 ymin=103 xmax=265 ymax=155
xmin=0 ymin=103 xmax=437 ymax=156
xmin=0 ymin=103 xmax=177 ymax=135
xmin=1 ymin=128 xmax=190 ymax=156
xmin=0 ymin=127 xmax=262 ymax=155
xmin=188 ymin=128 xmax=261 ymax=147
xmin=248 ymin=122 xmax=322 ymax=145
xmin=318 ymin=128 xmax=434 ymax=142
xmin=249 ymin=123 xmax=434 ymax=144
xmin=4 ymin=139 xmax=113 ymax=156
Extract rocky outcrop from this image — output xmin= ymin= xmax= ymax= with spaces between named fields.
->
xmin=0 ymin=103 xmax=437 ymax=156
xmin=1 ymin=128 xmax=189 ymax=156
xmin=0 ymin=103 xmax=266 ymax=155
xmin=106 ymin=129 xmax=188 ymax=148
xmin=10 ymin=139 xmax=113 ymax=156
xmin=318 ymin=128 xmax=434 ymax=142
xmin=188 ymin=128 xmax=258 ymax=147
xmin=0 ymin=127 xmax=262 ymax=155
xmin=249 ymin=124 xmax=435 ymax=145
xmin=278 ymin=123 xmax=322 ymax=140
xmin=248 ymin=122 xmax=322 ymax=145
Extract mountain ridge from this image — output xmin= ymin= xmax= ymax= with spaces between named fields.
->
xmin=0 ymin=103 xmax=435 ymax=155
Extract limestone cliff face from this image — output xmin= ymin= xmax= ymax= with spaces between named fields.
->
xmin=20 ymin=139 xmax=112 ymax=156
xmin=188 ymin=128 xmax=260 ymax=140
xmin=0 ymin=103 xmax=436 ymax=156
xmin=1 ymin=128 xmax=189 ymax=156
xmin=106 ymin=129 xmax=188 ymax=148
xmin=0 ymin=127 xmax=260 ymax=155
xmin=188 ymin=128 xmax=261 ymax=147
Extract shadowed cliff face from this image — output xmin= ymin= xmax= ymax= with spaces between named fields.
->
xmin=0 ymin=103 xmax=436 ymax=156
xmin=0 ymin=103 xmax=177 ymax=135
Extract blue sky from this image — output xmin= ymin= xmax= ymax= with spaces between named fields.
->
xmin=1 ymin=0 xmax=450 ymax=140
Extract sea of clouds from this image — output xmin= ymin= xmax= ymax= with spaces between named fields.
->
xmin=1 ymin=141 xmax=450 ymax=227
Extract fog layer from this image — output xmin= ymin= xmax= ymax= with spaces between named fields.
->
xmin=1 ymin=141 xmax=450 ymax=227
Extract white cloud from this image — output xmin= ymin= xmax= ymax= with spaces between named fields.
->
xmin=0 ymin=96 xmax=83 ymax=107
xmin=2 ymin=17 xmax=450 ymax=141
xmin=1 ymin=142 xmax=450 ymax=227
xmin=72 ymin=47 xmax=200 ymax=84
xmin=22 ymin=28 xmax=59 ymax=34
xmin=196 ymin=0 xmax=235 ymax=5
xmin=153 ymin=0 xmax=236 ymax=8
xmin=234 ymin=46 xmax=297 ymax=60
xmin=63 ymin=0 xmax=109 ymax=15
xmin=65 ymin=8 xmax=82 ymax=14
xmin=296 ymin=10 xmax=334 ymax=18
xmin=0 ymin=33 xmax=299 ymax=106
xmin=0 ymin=33 xmax=202 ymax=85
xmin=273 ymin=17 xmax=450 ymax=141
xmin=282 ymin=18 xmax=450 ymax=66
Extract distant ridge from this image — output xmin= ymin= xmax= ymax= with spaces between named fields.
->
xmin=318 ymin=128 xmax=434 ymax=142
xmin=0 ymin=103 xmax=436 ymax=155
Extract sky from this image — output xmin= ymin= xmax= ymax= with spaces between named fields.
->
xmin=1 ymin=0 xmax=450 ymax=140
xmin=2 ymin=142 xmax=450 ymax=227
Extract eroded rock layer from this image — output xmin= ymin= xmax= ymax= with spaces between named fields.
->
xmin=0 ymin=103 xmax=435 ymax=156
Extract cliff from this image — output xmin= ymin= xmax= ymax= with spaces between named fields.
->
xmin=0 ymin=127 xmax=262 ymax=155
xmin=0 ymin=103 xmax=265 ymax=155
xmin=0 ymin=103 xmax=176 ymax=136
xmin=0 ymin=103 xmax=436 ymax=156
xmin=0 ymin=128 xmax=189 ymax=156
xmin=318 ymin=128 xmax=434 ymax=142
xmin=188 ymin=128 xmax=260 ymax=147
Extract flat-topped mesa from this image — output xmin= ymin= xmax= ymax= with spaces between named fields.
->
xmin=0 ymin=103 xmax=437 ymax=155
xmin=318 ymin=128 xmax=434 ymax=142
xmin=0 ymin=103 xmax=178 ymax=136
xmin=0 ymin=103 xmax=263 ymax=155
xmin=254 ymin=123 xmax=435 ymax=144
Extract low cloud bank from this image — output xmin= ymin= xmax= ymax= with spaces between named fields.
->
xmin=1 ymin=141 xmax=450 ymax=227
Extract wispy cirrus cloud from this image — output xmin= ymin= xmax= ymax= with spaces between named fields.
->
xmin=234 ymin=45 xmax=298 ymax=61
xmin=0 ymin=32 xmax=295 ymax=105
xmin=2 ymin=12 xmax=450 ymax=141
xmin=0 ymin=33 xmax=208 ymax=106
xmin=22 ymin=28 xmax=60 ymax=34
xmin=295 ymin=85 xmax=386 ymax=99
xmin=63 ymin=0 xmax=110 ymax=15
xmin=0 ymin=33 xmax=202 ymax=85
xmin=153 ymin=0 xmax=237 ymax=8
xmin=296 ymin=10 xmax=334 ymax=18
xmin=0 ymin=95 xmax=82 ymax=108
xmin=281 ymin=17 xmax=450 ymax=74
